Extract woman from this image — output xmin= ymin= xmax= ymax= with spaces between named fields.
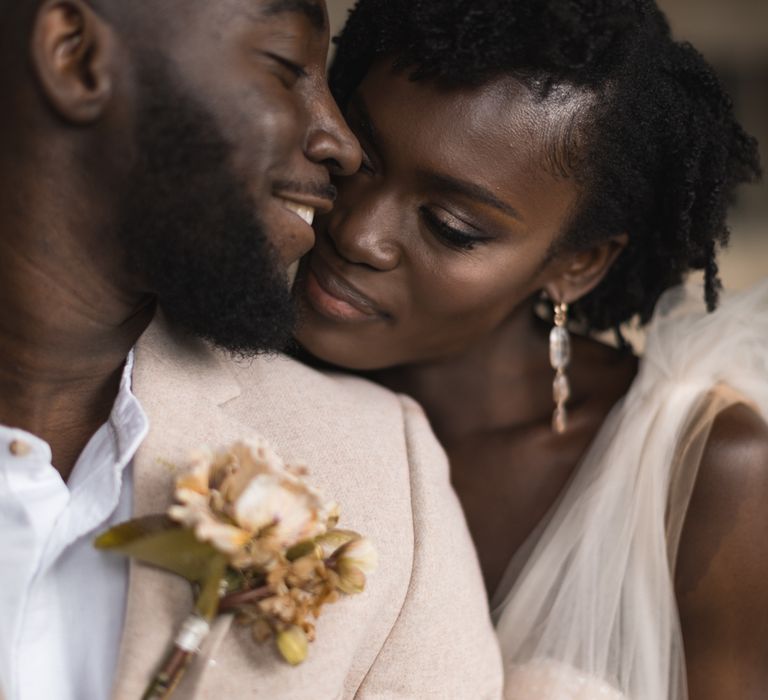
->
xmin=292 ymin=1 xmax=767 ymax=698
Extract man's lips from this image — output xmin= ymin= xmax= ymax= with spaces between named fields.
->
xmin=278 ymin=198 xmax=315 ymax=225
xmin=303 ymin=258 xmax=388 ymax=322
xmin=274 ymin=190 xmax=335 ymax=227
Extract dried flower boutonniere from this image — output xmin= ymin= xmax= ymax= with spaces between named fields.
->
xmin=95 ymin=439 xmax=377 ymax=700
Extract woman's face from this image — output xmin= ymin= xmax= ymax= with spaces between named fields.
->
xmin=294 ymin=62 xmax=584 ymax=370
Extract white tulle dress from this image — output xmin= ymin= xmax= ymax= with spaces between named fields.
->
xmin=493 ymin=278 xmax=768 ymax=700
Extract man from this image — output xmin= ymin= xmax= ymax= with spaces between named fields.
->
xmin=0 ymin=1 xmax=503 ymax=698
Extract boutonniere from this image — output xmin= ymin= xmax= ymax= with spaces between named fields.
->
xmin=95 ymin=439 xmax=377 ymax=700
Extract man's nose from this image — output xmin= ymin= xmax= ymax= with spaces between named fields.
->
xmin=305 ymin=88 xmax=362 ymax=176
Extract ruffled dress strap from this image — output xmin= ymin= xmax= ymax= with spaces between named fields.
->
xmin=665 ymin=383 xmax=759 ymax=568
xmin=494 ymin=279 xmax=768 ymax=700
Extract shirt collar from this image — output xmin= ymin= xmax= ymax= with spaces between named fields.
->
xmin=107 ymin=349 xmax=149 ymax=471
xmin=0 ymin=350 xmax=149 ymax=485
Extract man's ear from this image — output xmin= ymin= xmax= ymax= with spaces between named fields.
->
xmin=544 ymin=233 xmax=628 ymax=305
xmin=31 ymin=0 xmax=114 ymax=124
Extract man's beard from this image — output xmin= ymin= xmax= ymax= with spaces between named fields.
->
xmin=116 ymin=61 xmax=295 ymax=356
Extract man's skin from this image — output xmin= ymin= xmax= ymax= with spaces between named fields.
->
xmin=0 ymin=0 xmax=361 ymax=480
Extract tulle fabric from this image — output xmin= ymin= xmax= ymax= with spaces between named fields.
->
xmin=494 ymin=278 xmax=768 ymax=700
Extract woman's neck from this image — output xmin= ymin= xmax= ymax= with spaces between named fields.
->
xmin=369 ymin=305 xmax=555 ymax=445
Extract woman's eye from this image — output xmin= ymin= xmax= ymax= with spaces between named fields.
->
xmin=420 ymin=207 xmax=486 ymax=251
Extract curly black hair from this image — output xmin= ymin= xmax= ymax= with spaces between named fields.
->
xmin=329 ymin=0 xmax=761 ymax=330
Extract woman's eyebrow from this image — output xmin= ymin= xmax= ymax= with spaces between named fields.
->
xmin=422 ymin=171 xmax=524 ymax=222
xmin=351 ymin=93 xmax=522 ymax=222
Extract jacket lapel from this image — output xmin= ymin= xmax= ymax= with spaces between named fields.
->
xmin=111 ymin=317 xmax=243 ymax=699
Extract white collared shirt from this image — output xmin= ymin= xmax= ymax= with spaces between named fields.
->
xmin=0 ymin=353 xmax=148 ymax=700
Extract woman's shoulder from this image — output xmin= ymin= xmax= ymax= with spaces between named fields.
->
xmin=676 ymin=401 xmax=768 ymax=597
xmin=702 ymin=402 xmax=768 ymax=483
xmin=646 ymin=282 xmax=768 ymax=587
xmin=674 ymin=400 xmax=768 ymax=695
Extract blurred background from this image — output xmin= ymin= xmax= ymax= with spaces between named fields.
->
xmin=325 ymin=0 xmax=768 ymax=290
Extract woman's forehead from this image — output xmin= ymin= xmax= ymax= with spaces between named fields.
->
xmin=357 ymin=62 xmax=592 ymax=182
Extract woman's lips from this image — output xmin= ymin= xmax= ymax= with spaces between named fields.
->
xmin=303 ymin=262 xmax=386 ymax=323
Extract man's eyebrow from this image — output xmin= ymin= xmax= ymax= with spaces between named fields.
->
xmin=262 ymin=0 xmax=326 ymax=31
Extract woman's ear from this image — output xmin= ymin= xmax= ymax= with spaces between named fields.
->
xmin=31 ymin=0 xmax=115 ymax=124
xmin=544 ymin=233 xmax=628 ymax=305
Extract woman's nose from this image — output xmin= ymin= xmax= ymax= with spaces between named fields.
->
xmin=323 ymin=196 xmax=401 ymax=272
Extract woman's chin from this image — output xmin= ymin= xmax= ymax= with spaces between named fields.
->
xmin=294 ymin=301 xmax=399 ymax=372
xmin=293 ymin=329 xmax=390 ymax=373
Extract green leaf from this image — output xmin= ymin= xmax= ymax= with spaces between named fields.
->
xmin=94 ymin=515 xmax=220 ymax=583
xmin=286 ymin=539 xmax=319 ymax=562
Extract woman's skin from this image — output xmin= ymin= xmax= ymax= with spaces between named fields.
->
xmin=295 ymin=61 xmax=635 ymax=592
xmin=294 ymin=60 xmax=768 ymax=697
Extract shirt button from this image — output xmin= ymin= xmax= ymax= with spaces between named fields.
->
xmin=9 ymin=439 xmax=32 ymax=457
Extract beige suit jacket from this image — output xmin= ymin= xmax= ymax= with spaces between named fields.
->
xmin=102 ymin=318 xmax=503 ymax=699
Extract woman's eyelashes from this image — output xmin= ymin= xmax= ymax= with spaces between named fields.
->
xmin=420 ymin=206 xmax=488 ymax=251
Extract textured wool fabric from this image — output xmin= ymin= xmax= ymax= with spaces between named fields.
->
xmin=105 ymin=315 xmax=503 ymax=700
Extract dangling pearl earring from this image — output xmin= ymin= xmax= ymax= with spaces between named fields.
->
xmin=549 ymin=301 xmax=571 ymax=434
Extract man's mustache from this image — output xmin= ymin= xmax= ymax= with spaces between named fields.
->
xmin=272 ymin=179 xmax=337 ymax=203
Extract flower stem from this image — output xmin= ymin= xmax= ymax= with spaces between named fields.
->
xmin=218 ymin=584 xmax=272 ymax=612
xmin=141 ymin=614 xmax=212 ymax=700
xmin=141 ymin=582 xmax=273 ymax=698
xmin=141 ymin=647 xmax=192 ymax=700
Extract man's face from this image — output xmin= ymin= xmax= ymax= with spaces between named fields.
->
xmin=116 ymin=0 xmax=360 ymax=354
